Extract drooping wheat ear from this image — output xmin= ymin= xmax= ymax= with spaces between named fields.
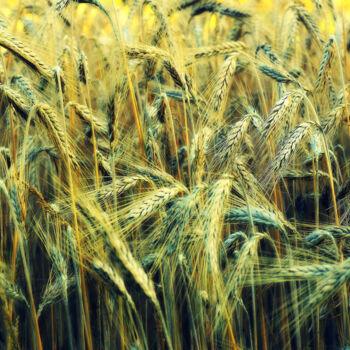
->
xmin=125 ymin=44 xmax=170 ymax=61
xmin=262 ymin=90 xmax=303 ymax=138
xmin=223 ymin=231 xmax=247 ymax=252
xmin=78 ymin=52 xmax=89 ymax=85
xmin=0 ymin=272 xmax=29 ymax=307
xmin=58 ymin=47 xmax=71 ymax=80
xmin=173 ymin=0 xmax=201 ymax=13
xmin=91 ymin=258 xmax=135 ymax=309
xmin=54 ymin=0 xmax=71 ymax=11
xmin=191 ymin=1 xmax=251 ymax=19
xmin=308 ymin=226 xmax=350 ymax=242
xmin=229 ymin=18 xmax=244 ymax=41
xmin=125 ymin=0 xmax=142 ymax=25
xmin=256 ymin=43 xmax=281 ymax=64
xmin=321 ymin=105 xmax=345 ymax=136
xmin=335 ymin=84 xmax=350 ymax=105
xmin=305 ymin=230 xmax=339 ymax=257
xmin=146 ymin=129 xmax=163 ymax=166
xmin=312 ymin=0 xmax=323 ymax=8
xmin=10 ymin=76 xmax=36 ymax=105
xmin=50 ymin=247 xmax=68 ymax=280
xmin=145 ymin=95 xmax=165 ymax=123
xmin=190 ymin=127 xmax=212 ymax=177
xmin=255 ymin=264 xmax=334 ymax=285
xmin=99 ymin=175 xmax=151 ymax=201
xmin=0 ymin=28 xmax=54 ymax=79
xmin=37 ymin=276 xmax=75 ymax=318
xmin=314 ymin=37 xmax=335 ymax=93
xmin=0 ymin=14 xmax=9 ymax=29
xmin=217 ymin=114 xmax=252 ymax=163
xmin=249 ymin=113 xmax=264 ymax=131
xmin=9 ymin=186 xmax=21 ymax=223
xmin=225 ymin=207 xmax=287 ymax=233
xmin=258 ymin=65 xmax=300 ymax=86
xmin=204 ymin=177 xmax=232 ymax=282
xmin=232 ymin=157 xmax=260 ymax=190
xmin=293 ymin=5 xmax=324 ymax=49
xmin=171 ymin=145 xmax=187 ymax=172
xmin=212 ymin=53 xmax=239 ymax=112
xmin=126 ymin=186 xmax=186 ymax=222
xmin=25 ymin=145 xmax=59 ymax=164
xmin=107 ymin=231 xmax=173 ymax=350
xmin=222 ymin=233 xmax=267 ymax=314
xmin=107 ymin=234 xmax=159 ymax=306
xmin=34 ymin=104 xmax=78 ymax=167
xmin=151 ymin=89 xmax=198 ymax=105
xmin=163 ymin=59 xmax=186 ymax=87
xmin=283 ymin=9 xmax=299 ymax=61
xmin=143 ymin=0 xmax=171 ymax=44
xmin=131 ymin=163 xmax=178 ymax=186
xmin=107 ymin=78 xmax=127 ymax=146
xmin=327 ymin=0 xmax=336 ymax=19
xmin=301 ymin=258 xmax=350 ymax=324
xmin=0 ymin=146 xmax=11 ymax=166
xmin=305 ymin=230 xmax=334 ymax=246
xmin=0 ymin=84 xmax=30 ymax=120
xmin=268 ymin=122 xmax=317 ymax=177
xmin=282 ymin=168 xmax=330 ymax=180
xmin=163 ymin=184 xmax=206 ymax=255
xmin=23 ymin=182 xmax=63 ymax=220
xmin=190 ymin=41 xmax=247 ymax=60
xmin=73 ymin=0 xmax=118 ymax=39
xmin=326 ymin=79 xmax=336 ymax=111
xmin=65 ymin=101 xmax=108 ymax=137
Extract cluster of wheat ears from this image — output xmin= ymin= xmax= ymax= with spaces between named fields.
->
xmin=1 ymin=0 xmax=350 ymax=349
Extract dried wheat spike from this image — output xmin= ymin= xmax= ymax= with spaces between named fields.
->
xmin=125 ymin=44 xmax=170 ymax=61
xmin=204 ymin=177 xmax=232 ymax=279
xmin=99 ymin=175 xmax=151 ymax=201
xmin=10 ymin=76 xmax=36 ymax=105
xmin=37 ymin=276 xmax=74 ymax=318
xmin=0 ymin=272 xmax=29 ymax=307
xmin=35 ymin=104 xmax=78 ymax=167
xmin=321 ymin=105 xmax=345 ymax=136
xmin=315 ymin=37 xmax=335 ymax=93
xmin=293 ymin=5 xmax=324 ymax=49
xmin=256 ymin=43 xmax=281 ymax=64
xmin=262 ymin=90 xmax=303 ymax=138
xmin=54 ymin=0 xmax=71 ymax=11
xmin=91 ymin=259 xmax=135 ymax=309
xmin=0 ymin=28 xmax=54 ymax=79
xmin=126 ymin=186 xmax=186 ymax=221
xmin=268 ymin=122 xmax=317 ymax=177
xmin=191 ymin=41 xmax=247 ymax=60
xmin=212 ymin=53 xmax=239 ymax=111
xmin=217 ymin=114 xmax=252 ymax=162
xmin=191 ymin=1 xmax=251 ymax=19
xmin=65 ymin=101 xmax=108 ymax=137
xmin=0 ymin=83 xmax=30 ymax=120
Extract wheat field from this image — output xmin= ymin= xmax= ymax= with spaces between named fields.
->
xmin=0 ymin=0 xmax=350 ymax=349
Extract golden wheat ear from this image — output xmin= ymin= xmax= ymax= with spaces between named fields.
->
xmin=0 ymin=28 xmax=54 ymax=79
